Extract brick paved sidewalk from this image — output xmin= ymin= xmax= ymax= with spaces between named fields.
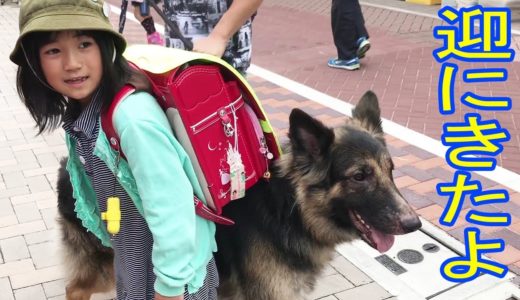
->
xmin=1 ymin=0 xmax=520 ymax=299
xmin=256 ymin=0 xmax=520 ymax=174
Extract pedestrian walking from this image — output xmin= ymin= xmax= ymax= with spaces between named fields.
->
xmin=328 ymin=0 xmax=371 ymax=70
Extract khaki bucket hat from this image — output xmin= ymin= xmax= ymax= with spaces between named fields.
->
xmin=10 ymin=0 xmax=126 ymax=65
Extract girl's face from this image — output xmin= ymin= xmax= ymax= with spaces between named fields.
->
xmin=39 ymin=30 xmax=103 ymax=106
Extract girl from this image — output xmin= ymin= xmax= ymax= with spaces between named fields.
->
xmin=10 ymin=0 xmax=218 ymax=299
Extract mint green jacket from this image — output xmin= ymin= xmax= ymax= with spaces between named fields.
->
xmin=65 ymin=91 xmax=217 ymax=297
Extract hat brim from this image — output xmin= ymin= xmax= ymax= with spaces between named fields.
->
xmin=10 ymin=13 xmax=126 ymax=65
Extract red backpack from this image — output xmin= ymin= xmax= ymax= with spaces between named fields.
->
xmin=101 ymin=45 xmax=281 ymax=225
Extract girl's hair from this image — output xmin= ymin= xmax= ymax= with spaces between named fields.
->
xmin=16 ymin=30 xmax=150 ymax=134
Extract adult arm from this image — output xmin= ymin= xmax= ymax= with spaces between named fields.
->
xmin=193 ymin=0 xmax=262 ymax=57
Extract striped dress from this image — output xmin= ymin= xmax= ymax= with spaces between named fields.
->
xmin=62 ymin=94 xmax=219 ymax=300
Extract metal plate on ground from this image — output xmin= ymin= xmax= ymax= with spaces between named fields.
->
xmin=376 ymin=254 xmax=407 ymax=275
xmin=373 ymin=230 xmax=459 ymax=297
xmin=336 ymin=220 xmax=520 ymax=300
xmin=397 ymin=249 xmax=424 ymax=264
xmin=338 ymin=229 xmax=460 ymax=298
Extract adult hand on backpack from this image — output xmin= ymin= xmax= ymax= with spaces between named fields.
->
xmin=192 ymin=34 xmax=228 ymax=58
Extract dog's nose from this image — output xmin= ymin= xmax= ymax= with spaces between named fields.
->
xmin=400 ymin=215 xmax=422 ymax=233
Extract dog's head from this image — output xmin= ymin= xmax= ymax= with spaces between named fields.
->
xmin=280 ymin=91 xmax=421 ymax=253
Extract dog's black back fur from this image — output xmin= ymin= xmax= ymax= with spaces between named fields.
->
xmin=216 ymin=172 xmax=319 ymax=275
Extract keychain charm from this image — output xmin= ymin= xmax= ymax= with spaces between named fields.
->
xmin=227 ymin=143 xmax=246 ymax=200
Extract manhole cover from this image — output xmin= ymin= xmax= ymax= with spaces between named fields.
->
xmin=397 ymin=249 xmax=424 ymax=264
xmin=423 ymin=243 xmax=440 ymax=253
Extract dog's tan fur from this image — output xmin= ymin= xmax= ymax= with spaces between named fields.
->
xmin=218 ymin=235 xmax=332 ymax=300
xmin=59 ymin=217 xmax=114 ymax=300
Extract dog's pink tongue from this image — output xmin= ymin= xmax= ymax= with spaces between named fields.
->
xmin=372 ymin=229 xmax=395 ymax=253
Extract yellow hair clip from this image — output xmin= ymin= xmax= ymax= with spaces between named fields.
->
xmin=101 ymin=197 xmax=121 ymax=235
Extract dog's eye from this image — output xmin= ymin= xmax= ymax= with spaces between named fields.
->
xmin=353 ymin=173 xmax=365 ymax=181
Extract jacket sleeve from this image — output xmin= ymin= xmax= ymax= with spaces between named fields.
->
xmin=113 ymin=91 xmax=196 ymax=297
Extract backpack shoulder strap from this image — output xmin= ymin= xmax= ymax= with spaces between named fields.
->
xmin=101 ymin=84 xmax=136 ymax=158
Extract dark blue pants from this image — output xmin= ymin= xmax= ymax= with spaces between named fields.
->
xmin=331 ymin=0 xmax=369 ymax=60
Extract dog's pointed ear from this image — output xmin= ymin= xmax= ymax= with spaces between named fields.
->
xmin=289 ymin=108 xmax=334 ymax=158
xmin=352 ymin=90 xmax=383 ymax=134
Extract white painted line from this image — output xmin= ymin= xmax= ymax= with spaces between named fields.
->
xmin=109 ymin=4 xmax=140 ymax=24
xmin=248 ymin=65 xmax=520 ymax=193
xmin=111 ymin=4 xmax=166 ymax=32
xmin=112 ymin=3 xmax=520 ymax=193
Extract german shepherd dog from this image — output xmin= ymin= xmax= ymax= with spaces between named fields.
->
xmin=57 ymin=91 xmax=421 ymax=300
